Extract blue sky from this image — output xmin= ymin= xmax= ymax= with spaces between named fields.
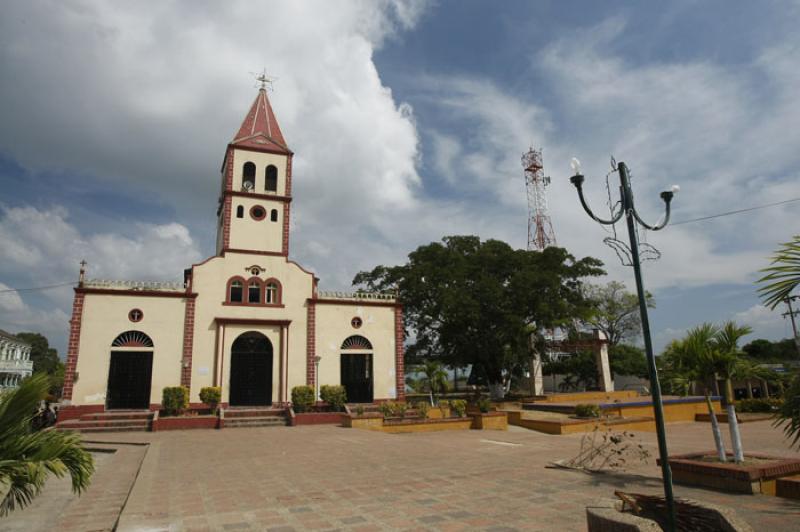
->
xmin=1 ymin=1 xmax=798 ymax=356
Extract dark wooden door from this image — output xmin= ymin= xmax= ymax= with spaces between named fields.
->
xmin=106 ymin=351 xmax=153 ymax=409
xmin=229 ymin=333 xmax=272 ymax=406
xmin=341 ymin=353 xmax=373 ymax=403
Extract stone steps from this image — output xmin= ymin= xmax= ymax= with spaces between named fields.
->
xmin=58 ymin=418 xmax=150 ymax=429
xmin=224 ymin=415 xmax=287 ymax=428
xmin=56 ymin=410 xmax=152 ymax=432
xmin=225 ymin=408 xmax=286 ymax=419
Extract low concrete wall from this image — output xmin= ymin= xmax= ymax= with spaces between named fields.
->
xmin=290 ymin=412 xmax=346 ymax=426
xmin=152 ymin=415 xmax=219 ymax=431
xmin=470 ymin=412 xmax=507 ymax=430
xmin=507 ymin=411 xmax=655 ymax=435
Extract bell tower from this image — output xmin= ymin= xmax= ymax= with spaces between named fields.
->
xmin=216 ymin=83 xmax=293 ymax=256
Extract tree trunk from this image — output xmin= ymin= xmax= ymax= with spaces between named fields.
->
xmin=760 ymin=379 xmax=770 ymax=398
xmin=725 ymin=379 xmax=744 ymax=463
xmin=713 ymin=376 xmax=721 ymax=397
xmin=745 ymin=380 xmax=753 ymax=399
xmin=705 ymin=393 xmax=726 ymax=462
xmin=488 ymin=382 xmax=506 ymax=401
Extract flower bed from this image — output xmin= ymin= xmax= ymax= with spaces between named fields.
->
xmin=659 ymin=451 xmax=800 ymax=494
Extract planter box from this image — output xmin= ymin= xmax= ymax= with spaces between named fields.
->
xmin=660 ymin=451 xmax=800 ymax=494
xmin=471 ymin=412 xmax=508 ymax=430
xmin=152 ymin=415 xmax=219 ymax=431
xmin=427 ymin=407 xmax=451 ymax=419
xmin=381 ymin=417 xmax=472 ymax=433
xmin=343 ymin=413 xmax=384 ymax=430
xmin=586 ymin=497 xmax=753 ymax=531
xmin=291 ymin=412 xmax=346 ymax=426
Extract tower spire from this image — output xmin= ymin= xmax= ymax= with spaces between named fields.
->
xmin=231 ymin=77 xmax=291 ymax=155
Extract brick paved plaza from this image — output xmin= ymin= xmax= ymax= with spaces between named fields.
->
xmin=6 ymin=420 xmax=800 ymax=531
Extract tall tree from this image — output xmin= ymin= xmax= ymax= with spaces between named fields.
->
xmin=758 ymin=235 xmax=800 ymax=309
xmin=583 ymin=281 xmax=654 ymax=345
xmin=0 ymin=374 xmax=94 ymax=515
xmin=14 ymin=332 xmax=64 ymax=397
xmin=353 ymin=236 xmax=604 ymax=398
xmin=609 ymin=344 xmax=649 ymax=379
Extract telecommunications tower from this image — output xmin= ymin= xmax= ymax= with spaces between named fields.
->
xmin=522 ymin=147 xmax=556 ymax=251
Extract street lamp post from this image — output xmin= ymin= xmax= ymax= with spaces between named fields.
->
xmin=313 ymin=355 xmax=322 ymax=401
xmin=569 ymin=159 xmax=678 ymax=531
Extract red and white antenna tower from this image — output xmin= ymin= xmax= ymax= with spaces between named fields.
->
xmin=522 ymin=147 xmax=556 ymax=251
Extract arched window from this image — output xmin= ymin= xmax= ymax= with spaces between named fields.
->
xmin=265 ymin=165 xmax=278 ymax=192
xmin=341 ymin=335 xmax=373 ymax=350
xmin=247 ymin=278 xmax=262 ymax=304
xmin=236 ymin=205 xmax=244 ymax=218
xmin=270 ymin=209 xmax=278 ymax=222
xmin=112 ymin=331 xmax=154 ymax=348
xmin=229 ymin=279 xmax=244 ymax=303
xmin=264 ymin=279 xmax=281 ymax=304
xmin=242 ymin=162 xmax=256 ymax=190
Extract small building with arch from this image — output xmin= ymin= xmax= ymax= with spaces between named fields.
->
xmin=60 ymin=87 xmax=403 ymax=417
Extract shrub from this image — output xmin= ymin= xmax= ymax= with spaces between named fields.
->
xmin=162 ymin=386 xmax=189 ymax=416
xmin=415 ymin=401 xmax=429 ymax=419
xmin=574 ymin=403 xmax=601 ymax=418
xmin=477 ymin=397 xmax=491 ymax=413
xmin=451 ymin=399 xmax=467 ymax=418
xmin=355 ymin=405 xmax=365 ymax=417
xmin=199 ymin=387 xmax=221 ymax=410
xmin=291 ymin=385 xmax=315 ymax=413
xmin=320 ymin=385 xmax=347 ymax=411
xmin=379 ymin=401 xmax=394 ymax=418
xmin=737 ymin=398 xmax=782 ymax=413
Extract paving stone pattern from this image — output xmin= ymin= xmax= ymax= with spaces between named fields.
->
xmin=5 ymin=420 xmax=800 ymax=531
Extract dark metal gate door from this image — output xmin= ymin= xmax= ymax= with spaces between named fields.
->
xmin=106 ymin=351 xmax=153 ymax=409
xmin=229 ymin=333 xmax=272 ymax=406
xmin=341 ymin=353 xmax=373 ymax=403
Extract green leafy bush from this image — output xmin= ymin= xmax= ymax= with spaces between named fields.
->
xmin=737 ymin=398 xmax=782 ymax=413
xmin=379 ymin=401 xmax=409 ymax=419
xmin=415 ymin=401 xmax=429 ymax=419
xmin=199 ymin=387 xmax=221 ymax=410
xmin=355 ymin=405 xmax=365 ymax=417
xmin=320 ymin=385 xmax=347 ymax=411
xmin=451 ymin=399 xmax=467 ymax=418
xmin=574 ymin=403 xmax=601 ymax=418
xmin=162 ymin=386 xmax=189 ymax=416
xmin=379 ymin=401 xmax=393 ymax=418
xmin=291 ymin=385 xmax=315 ymax=413
xmin=477 ymin=397 xmax=491 ymax=413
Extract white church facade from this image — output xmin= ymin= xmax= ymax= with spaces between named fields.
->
xmin=61 ymin=88 xmax=404 ymax=418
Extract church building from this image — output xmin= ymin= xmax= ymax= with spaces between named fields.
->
xmin=61 ymin=87 xmax=404 ymax=417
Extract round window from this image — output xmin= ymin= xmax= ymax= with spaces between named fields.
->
xmin=128 ymin=309 xmax=144 ymax=323
xmin=250 ymin=206 xmax=266 ymax=220
xmin=351 ymin=317 xmax=363 ymax=329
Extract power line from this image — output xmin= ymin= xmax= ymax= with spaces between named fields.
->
xmin=671 ymin=197 xmax=800 ymax=226
xmin=0 ymin=282 xmax=77 ymax=295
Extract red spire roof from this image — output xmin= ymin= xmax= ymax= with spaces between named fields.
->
xmin=231 ymin=89 xmax=291 ymax=154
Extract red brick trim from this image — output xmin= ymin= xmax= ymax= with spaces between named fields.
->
xmin=226 ymin=143 xmax=293 ymax=157
xmin=306 ymin=301 xmax=316 ymax=386
xmin=62 ymin=291 xmax=85 ymax=402
xmin=225 ymin=190 xmax=292 ymax=203
xmin=263 ymin=277 xmax=282 ymax=304
xmin=394 ymin=306 xmax=405 ymax=401
xmin=286 ymin=154 xmax=293 ymax=197
xmin=56 ymin=404 xmax=105 ymax=422
xmin=310 ymin=298 xmax=401 ymax=308
xmin=225 ymin=275 xmax=247 ymax=303
xmin=75 ymin=288 xmax=198 ymax=299
xmin=282 ymin=202 xmax=290 ymax=256
xmin=214 ymin=318 xmax=292 ymax=326
xmin=180 ymin=298 xmax=196 ymax=387
xmin=222 ymin=149 xmax=234 ymax=249
xmin=222 ymin=248 xmax=288 ymax=257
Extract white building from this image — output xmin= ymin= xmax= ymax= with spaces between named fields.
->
xmin=0 ymin=330 xmax=33 ymax=390
xmin=60 ymin=87 xmax=404 ymax=418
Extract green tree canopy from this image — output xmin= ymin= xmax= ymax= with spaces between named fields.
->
xmin=757 ymin=235 xmax=800 ymax=309
xmin=14 ymin=332 xmax=64 ymax=397
xmin=609 ymin=344 xmax=648 ymax=379
xmin=583 ymin=281 xmax=654 ymax=345
xmin=743 ymin=338 xmax=797 ymax=361
xmin=353 ymin=235 xmax=604 ymax=386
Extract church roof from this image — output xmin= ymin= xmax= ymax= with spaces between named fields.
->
xmin=231 ymin=88 xmax=292 ymax=155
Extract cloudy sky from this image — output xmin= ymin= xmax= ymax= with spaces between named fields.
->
xmin=1 ymin=0 xmax=799 ymax=356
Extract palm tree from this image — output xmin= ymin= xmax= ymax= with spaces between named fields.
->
xmin=758 ymin=235 xmax=800 ymax=448
xmin=0 ymin=374 xmax=94 ymax=515
xmin=757 ymin=235 xmax=800 ymax=310
xmin=420 ymin=360 xmax=449 ymax=405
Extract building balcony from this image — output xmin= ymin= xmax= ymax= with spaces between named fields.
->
xmin=0 ymin=359 xmax=34 ymax=372
xmin=317 ymin=290 xmax=397 ymax=303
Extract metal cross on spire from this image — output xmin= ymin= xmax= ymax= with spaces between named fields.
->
xmin=252 ymin=69 xmax=277 ymax=91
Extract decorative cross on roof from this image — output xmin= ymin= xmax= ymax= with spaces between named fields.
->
xmin=253 ymin=69 xmax=277 ymax=91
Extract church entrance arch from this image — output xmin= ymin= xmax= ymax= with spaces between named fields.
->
xmin=107 ymin=331 xmax=154 ymax=410
xmin=340 ymin=335 xmax=373 ymax=403
xmin=229 ymin=331 xmax=273 ymax=406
